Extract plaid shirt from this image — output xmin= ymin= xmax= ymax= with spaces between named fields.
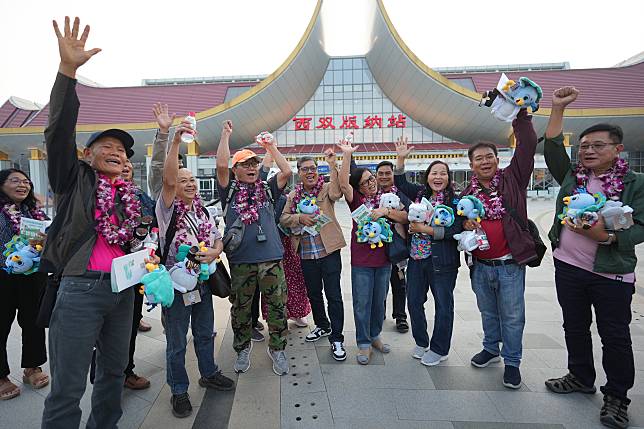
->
xmin=299 ymin=232 xmax=328 ymax=260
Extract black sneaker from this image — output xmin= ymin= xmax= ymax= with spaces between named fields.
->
xmin=600 ymin=394 xmax=629 ymax=429
xmin=254 ymin=321 xmax=265 ymax=331
xmin=470 ymin=349 xmax=501 ymax=368
xmin=331 ymin=341 xmax=347 ymax=361
xmin=305 ymin=327 xmax=331 ymax=342
xmin=395 ymin=319 xmax=409 ymax=333
xmin=198 ymin=371 xmax=235 ymax=391
xmin=171 ymin=392 xmax=192 ymax=418
xmin=251 ymin=327 xmax=265 ymax=342
xmin=503 ymin=365 xmax=522 ymax=389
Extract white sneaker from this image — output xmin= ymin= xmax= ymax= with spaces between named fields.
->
xmin=331 ymin=342 xmax=347 ymax=361
xmin=412 ymin=345 xmax=429 ymax=359
xmin=420 ymin=350 xmax=448 ymax=367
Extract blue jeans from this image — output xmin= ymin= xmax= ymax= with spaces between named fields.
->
xmin=406 ymin=258 xmax=458 ymax=355
xmin=471 ymin=261 xmax=526 ymax=367
xmin=164 ymin=286 xmax=218 ymax=395
xmin=351 ymin=265 xmax=391 ymax=349
xmin=42 ymin=273 xmax=134 ymax=429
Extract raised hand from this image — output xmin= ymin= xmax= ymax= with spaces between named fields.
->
xmin=336 ymin=139 xmax=357 ymax=154
xmin=53 ymin=17 xmax=101 ymax=78
xmin=152 ymin=103 xmax=176 ymax=133
xmin=324 ymin=148 xmax=336 ymax=166
xmin=172 ymin=120 xmax=196 ymax=145
xmin=552 ymin=87 xmax=580 ymax=109
xmin=395 ymin=136 xmax=414 ymax=159
xmin=222 ymin=120 xmax=233 ymax=138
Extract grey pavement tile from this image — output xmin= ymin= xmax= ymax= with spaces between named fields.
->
xmin=486 ymin=391 xmax=599 ymax=426
xmin=227 ymin=375 xmax=280 ymax=429
xmin=393 ymin=389 xmax=505 ymax=422
xmin=0 ymin=387 xmax=45 ymax=429
xmin=127 ymin=359 xmax=166 ymax=403
xmin=333 ymin=418 xmax=455 ymax=429
xmin=316 ymin=345 xmax=385 ymax=365
xmin=523 ymin=333 xmax=565 ymax=349
xmin=281 ymin=361 xmax=326 ymax=396
xmin=426 ymin=366 xmax=529 ymax=392
xmin=281 ymin=390 xmax=333 ymax=429
xmin=321 ymin=357 xmax=435 ymax=390
xmin=524 ymin=292 xmax=550 ymax=302
xmin=326 ymin=386 xmax=398 ymax=420
xmin=452 ymin=423 xmax=564 ymax=429
xmin=138 ymin=384 xmax=196 ymax=429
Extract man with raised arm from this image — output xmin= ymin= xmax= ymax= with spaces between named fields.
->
xmin=216 ymin=123 xmax=293 ymax=376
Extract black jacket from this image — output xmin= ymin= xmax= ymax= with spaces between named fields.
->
xmin=40 ymin=73 xmax=125 ymax=276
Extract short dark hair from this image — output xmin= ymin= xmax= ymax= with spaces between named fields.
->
xmin=468 ymin=142 xmax=498 ymax=161
xmin=349 ymin=167 xmax=369 ymax=191
xmin=376 ymin=161 xmax=394 ymax=172
xmin=579 ymin=123 xmax=623 ymax=145
xmin=297 ymin=156 xmax=317 ymax=169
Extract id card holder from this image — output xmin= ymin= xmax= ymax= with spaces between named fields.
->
xmin=466 ymin=252 xmax=474 ymax=267
xmin=182 ymin=290 xmax=201 ymax=306
xmin=256 ymin=225 xmax=267 ymax=242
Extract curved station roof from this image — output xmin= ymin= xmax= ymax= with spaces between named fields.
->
xmin=1 ymin=0 xmax=643 ymax=160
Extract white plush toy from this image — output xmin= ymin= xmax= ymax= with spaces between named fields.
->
xmin=453 ymin=231 xmax=479 ymax=252
xmin=600 ymin=200 xmax=634 ymax=231
xmin=379 ymin=193 xmax=401 ymax=209
xmin=408 ymin=198 xmax=434 ymax=223
xmin=168 ymin=261 xmax=199 ymax=294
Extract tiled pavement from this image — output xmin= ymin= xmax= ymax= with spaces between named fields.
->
xmin=2 ymin=200 xmax=643 ymax=428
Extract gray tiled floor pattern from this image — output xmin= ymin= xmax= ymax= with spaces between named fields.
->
xmin=2 ymin=200 xmax=643 ymax=428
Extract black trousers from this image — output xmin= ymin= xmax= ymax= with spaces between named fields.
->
xmin=0 ymin=270 xmax=48 ymax=378
xmin=554 ymin=258 xmax=635 ymax=401
xmin=386 ymin=264 xmax=407 ymax=320
xmin=125 ymin=289 xmax=144 ymax=375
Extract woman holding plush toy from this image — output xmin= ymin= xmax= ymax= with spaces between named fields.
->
xmin=394 ymin=138 xmax=463 ymax=367
xmin=337 ymin=139 xmax=408 ymax=365
xmin=157 ymin=118 xmax=234 ymax=418
xmin=0 ymin=168 xmax=49 ymax=400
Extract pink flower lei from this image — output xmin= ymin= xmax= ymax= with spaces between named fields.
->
xmin=417 ymin=188 xmax=446 ymax=205
xmin=470 ymin=169 xmax=506 ymax=220
xmin=234 ymin=180 xmax=268 ymax=225
xmin=1 ymin=203 xmax=47 ymax=235
xmin=174 ymin=194 xmax=212 ymax=251
xmin=95 ymin=174 xmax=141 ymax=246
xmin=574 ymin=158 xmax=629 ymax=200
xmin=291 ymin=176 xmax=325 ymax=214
xmin=361 ymin=185 xmax=398 ymax=209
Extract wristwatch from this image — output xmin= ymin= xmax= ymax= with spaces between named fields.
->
xmin=598 ymin=231 xmax=616 ymax=245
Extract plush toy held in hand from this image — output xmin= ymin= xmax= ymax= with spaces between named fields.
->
xmin=453 ymin=230 xmax=479 ymax=252
xmin=379 ymin=193 xmax=401 ymax=210
xmin=3 ymin=236 xmax=42 ymax=275
xmin=255 ymin=131 xmax=274 ymax=146
xmin=558 ymin=189 xmax=606 ymax=229
xmin=356 ymin=218 xmax=393 ymax=249
xmin=296 ymin=196 xmax=320 ymax=215
xmin=140 ymin=265 xmax=174 ymax=310
xmin=480 ymin=73 xmax=542 ymax=122
xmin=456 ymin=196 xmax=485 ymax=223
xmin=408 ymin=198 xmax=434 ymax=223
xmin=600 ymin=200 xmax=634 ymax=231
xmin=431 ymin=205 xmax=455 ymax=227
xmin=168 ymin=260 xmax=200 ymax=293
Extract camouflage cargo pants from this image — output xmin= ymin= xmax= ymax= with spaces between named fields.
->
xmin=229 ymin=261 xmax=287 ymax=352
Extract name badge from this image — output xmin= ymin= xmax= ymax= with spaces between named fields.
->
xmin=182 ymin=290 xmax=201 ymax=306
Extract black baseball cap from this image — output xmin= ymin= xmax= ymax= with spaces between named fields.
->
xmin=85 ymin=129 xmax=135 ymax=158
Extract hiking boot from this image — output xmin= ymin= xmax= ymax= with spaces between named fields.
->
xmin=471 ymin=349 xmax=501 ymax=368
xmin=171 ymin=393 xmax=192 ymax=418
xmin=600 ymin=394 xmax=629 ymax=429
xmin=233 ymin=343 xmax=252 ymax=373
xmin=545 ymin=372 xmax=597 ymax=394
xmin=305 ymin=327 xmax=331 ymax=342
xmin=420 ymin=350 xmax=448 ymax=367
xmin=503 ymin=365 xmax=522 ymax=389
xmin=198 ymin=371 xmax=235 ymax=391
xmin=267 ymin=348 xmax=289 ymax=376
xmin=251 ymin=327 xmax=265 ymax=342
xmin=124 ymin=373 xmax=150 ymax=390
xmin=331 ymin=342 xmax=347 ymax=361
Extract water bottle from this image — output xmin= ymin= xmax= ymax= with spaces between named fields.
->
xmin=143 ymin=227 xmax=159 ymax=256
xmin=181 ymin=112 xmax=197 ymax=144
xmin=475 ymin=227 xmax=490 ymax=251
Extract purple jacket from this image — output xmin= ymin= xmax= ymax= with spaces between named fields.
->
xmin=461 ymin=109 xmax=538 ymax=265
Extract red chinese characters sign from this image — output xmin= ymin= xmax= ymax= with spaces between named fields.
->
xmin=292 ymin=114 xmax=406 ymax=130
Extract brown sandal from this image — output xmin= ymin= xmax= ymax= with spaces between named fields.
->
xmin=23 ymin=367 xmax=49 ymax=389
xmin=0 ymin=377 xmax=20 ymax=400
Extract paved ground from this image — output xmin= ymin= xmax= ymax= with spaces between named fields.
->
xmin=2 ymin=200 xmax=643 ymax=429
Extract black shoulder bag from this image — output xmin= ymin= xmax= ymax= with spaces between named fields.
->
xmin=502 ymin=202 xmax=547 ymax=268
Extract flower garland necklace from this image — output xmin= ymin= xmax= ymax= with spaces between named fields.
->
xmin=174 ymin=194 xmax=212 ymax=251
xmin=1 ymin=203 xmax=47 ymax=235
xmin=95 ymin=174 xmax=141 ymax=246
xmin=574 ymin=158 xmax=629 ymax=200
xmin=291 ymin=176 xmax=325 ymax=214
xmin=417 ymin=188 xmax=447 ymax=205
xmin=234 ymin=180 xmax=268 ymax=224
xmin=362 ymin=185 xmax=398 ymax=209
xmin=470 ymin=169 xmax=506 ymax=220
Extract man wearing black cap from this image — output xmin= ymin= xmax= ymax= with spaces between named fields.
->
xmin=41 ymin=17 xmax=150 ymax=429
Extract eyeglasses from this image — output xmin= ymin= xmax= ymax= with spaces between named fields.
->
xmin=359 ymin=176 xmax=376 ymax=187
xmin=238 ymin=161 xmax=259 ymax=169
xmin=299 ymin=166 xmax=317 ymax=173
xmin=7 ymin=178 xmax=31 ymax=186
xmin=577 ymin=142 xmax=619 ymax=152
